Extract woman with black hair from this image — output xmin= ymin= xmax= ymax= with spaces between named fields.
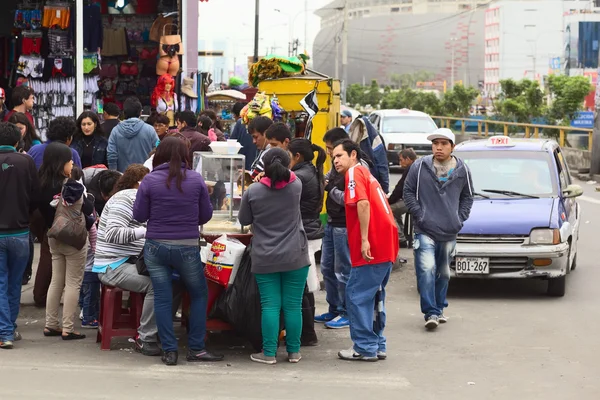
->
xmin=38 ymin=142 xmax=94 ymax=340
xmin=238 ymin=147 xmax=310 ymax=365
xmin=71 ymin=111 xmax=108 ymax=168
xmin=8 ymin=112 xmax=41 ymax=152
xmin=287 ymin=138 xmax=327 ymax=346
xmin=133 ymin=137 xmax=222 ymax=366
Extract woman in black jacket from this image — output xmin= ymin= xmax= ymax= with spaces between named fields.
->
xmin=39 ymin=142 xmax=95 ymax=340
xmin=288 ymin=138 xmax=327 ymax=346
xmin=71 ymin=111 xmax=108 ymax=168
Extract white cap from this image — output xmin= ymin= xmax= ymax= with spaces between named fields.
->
xmin=427 ymin=128 xmax=455 ymax=143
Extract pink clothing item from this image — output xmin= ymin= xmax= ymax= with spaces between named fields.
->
xmin=208 ymin=128 xmax=217 ymax=142
xmin=259 ymin=171 xmax=297 ymax=190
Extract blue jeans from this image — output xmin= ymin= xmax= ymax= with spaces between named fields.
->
xmin=144 ymin=239 xmax=208 ymax=353
xmin=413 ymin=233 xmax=456 ymax=320
xmin=346 ymin=262 xmax=392 ymax=358
xmin=320 ymin=224 xmax=352 ymax=316
xmin=80 ymin=272 xmax=100 ymax=322
xmin=0 ymin=235 xmax=30 ymax=341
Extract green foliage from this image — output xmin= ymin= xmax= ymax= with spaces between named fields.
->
xmin=546 ymin=75 xmax=593 ymax=122
xmin=365 ymin=79 xmax=383 ymax=107
xmin=390 ymin=71 xmax=435 ymax=89
xmin=494 ymin=79 xmax=545 ymax=123
xmin=440 ymin=84 xmax=479 ymax=117
xmin=346 ymin=83 xmax=367 ymax=107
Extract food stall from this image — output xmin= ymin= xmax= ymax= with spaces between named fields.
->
xmin=205 ymin=90 xmax=247 ymax=135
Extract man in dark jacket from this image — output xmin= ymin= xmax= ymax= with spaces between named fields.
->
xmin=404 ymin=128 xmax=473 ymax=330
xmin=348 ymin=116 xmax=390 ymax=193
xmin=230 ymin=102 xmax=256 ymax=171
xmin=176 ymin=111 xmax=211 ymax=164
xmin=101 ymin=102 xmax=121 ymax=138
xmin=0 ymin=122 xmax=40 ymax=348
xmin=388 ymin=148 xmax=417 ymax=246
xmin=107 ymin=97 xmax=159 ymax=172
xmin=314 ymin=128 xmax=355 ymax=330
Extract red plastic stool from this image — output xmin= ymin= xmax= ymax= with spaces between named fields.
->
xmin=181 ymin=280 xmax=232 ymax=332
xmin=96 ymin=285 xmax=145 ymax=351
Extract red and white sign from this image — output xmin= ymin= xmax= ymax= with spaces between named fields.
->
xmin=487 ymin=136 xmax=515 ymax=147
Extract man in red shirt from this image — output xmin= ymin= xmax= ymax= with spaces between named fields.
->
xmin=331 ymin=139 xmax=399 ymax=362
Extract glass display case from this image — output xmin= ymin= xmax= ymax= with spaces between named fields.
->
xmin=193 ymin=152 xmax=248 ymax=233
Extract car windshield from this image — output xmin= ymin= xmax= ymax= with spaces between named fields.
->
xmin=381 ymin=116 xmax=437 ymax=134
xmin=455 ymin=150 xmax=558 ymax=198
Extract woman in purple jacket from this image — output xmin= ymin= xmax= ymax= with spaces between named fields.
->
xmin=133 ymin=137 xmax=223 ymax=366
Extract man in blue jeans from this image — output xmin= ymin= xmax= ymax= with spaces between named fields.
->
xmin=0 ymin=122 xmax=40 ymax=349
xmin=331 ymin=139 xmax=398 ymax=362
xmin=403 ymin=128 xmax=473 ymax=330
xmin=314 ymin=128 xmax=355 ymax=329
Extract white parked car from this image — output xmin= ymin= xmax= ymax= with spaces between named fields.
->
xmin=368 ymin=109 xmax=438 ymax=165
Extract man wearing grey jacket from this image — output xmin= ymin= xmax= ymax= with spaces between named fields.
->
xmin=403 ymin=128 xmax=473 ymax=330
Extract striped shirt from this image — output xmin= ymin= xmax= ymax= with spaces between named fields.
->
xmin=94 ymin=189 xmax=145 ymax=271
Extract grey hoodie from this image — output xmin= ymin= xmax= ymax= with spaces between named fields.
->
xmin=403 ymin=155 xmax=474 ymax=242
xmin=238 ymin=172 xmax=310 ymax=274
xmin=107 ymin=118 xmax=159 ymax=172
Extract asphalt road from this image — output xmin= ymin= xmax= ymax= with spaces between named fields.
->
xmin=2 ymin=173 xmax=600 ymax=399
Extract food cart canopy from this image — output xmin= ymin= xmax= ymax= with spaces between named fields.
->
xmin=207 ymin=90 xmax=247 ymax=101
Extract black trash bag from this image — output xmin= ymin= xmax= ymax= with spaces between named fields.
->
xmin=211 ymin=244 xmax=264 ymax=352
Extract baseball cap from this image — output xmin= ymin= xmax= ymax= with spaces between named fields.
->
xmin=0 ymin=88 xmax=4 ymax=98
xmin=341 ymin=110 xmax=353 ymax=118
xmin=427 ymin=128 xmax=455 ymax=143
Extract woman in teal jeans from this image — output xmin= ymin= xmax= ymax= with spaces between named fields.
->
xmin=238 ymin=148 xmax=310 ymax=365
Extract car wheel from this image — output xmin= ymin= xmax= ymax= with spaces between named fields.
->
xmin=570 ymin=253 xmax=577 ymax=271
xmin=547 ymin=276 xmax=566 ymax=297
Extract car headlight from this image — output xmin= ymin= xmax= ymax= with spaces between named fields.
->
xmin=387 ymin=143 xmax=403 ymax=151
xmin=529 ymin=229 xmax=560 ymax=245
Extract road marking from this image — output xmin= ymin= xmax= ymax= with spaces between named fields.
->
xmin=578 ymin=195 xmax=600 ymax=205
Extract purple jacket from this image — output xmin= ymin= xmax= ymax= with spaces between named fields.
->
xmin=133 ymin=163 xmax=213 ymax=240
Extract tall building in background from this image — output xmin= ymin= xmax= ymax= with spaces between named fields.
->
xmin=313 ymin=0 xmax=486 ymax=88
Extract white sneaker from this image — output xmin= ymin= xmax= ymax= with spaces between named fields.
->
xmin=425 ymin=315 xmax=439 ymax=330
xmin=338 ymin=348 xmax=378 ymax=362
xmin=439 ymin=314 xmax=448 ymax=323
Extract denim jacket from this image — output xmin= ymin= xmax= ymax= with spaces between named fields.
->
xmin=71 ymin=136 xmax=109 ymax=168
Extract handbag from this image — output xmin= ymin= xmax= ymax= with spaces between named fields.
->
xmin=47 ymin=196 xmax=88 ymax=250
xmin=159 ymin=24 xmax=183 ymax=57
xmin=132 ymin=250 xmax=149 ymax=276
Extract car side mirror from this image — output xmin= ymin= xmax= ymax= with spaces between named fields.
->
xmin=562 ymin=184 xmax=583 ymax=199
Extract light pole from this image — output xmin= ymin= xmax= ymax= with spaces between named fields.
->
xmin=450 ymin=37 xmax=457 ymax=88
xmin=253 ymin=0 xmax=260 ymax=62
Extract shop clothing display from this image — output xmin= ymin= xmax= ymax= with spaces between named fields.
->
xmin=42 ymin=5 xmax=71 ymax=30
xmin=22 ymin=33 xmax=43 ymax=56
xmin=83 ymin=4 xmax=103 ymax=52
xmin=48 ymin=29 xmax=70 ymax=55
xmin=17 ymin=56 xmax=45 ymax=78
xmin=102 ymin=28 xmax=128 ymax=57
xmin=156 ymin=96 xmax=177 ymax=127
xmin=43 ymin=57 xmax=74 ymax=81
xmin=15 ymin=9 xmax=43 ymax=30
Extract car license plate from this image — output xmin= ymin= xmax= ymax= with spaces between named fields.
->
xmin=455 ymin=257 xmax=489 ymax=274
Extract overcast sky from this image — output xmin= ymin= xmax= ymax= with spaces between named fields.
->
xmin=198 ymin=0 xmax=330 ymax=59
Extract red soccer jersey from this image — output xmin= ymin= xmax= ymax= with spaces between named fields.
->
xmin=344 ymin=164 xmax=399 ymax=267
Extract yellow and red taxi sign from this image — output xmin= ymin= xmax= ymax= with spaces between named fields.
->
xmin=486 ymin=136 xmax=515 ymax=147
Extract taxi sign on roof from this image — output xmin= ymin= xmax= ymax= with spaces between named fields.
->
xmin=486 ymin=136 xmax=515 ymax=147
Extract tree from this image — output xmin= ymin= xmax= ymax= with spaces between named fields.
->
xmin=346 ymin=83 xmax=367 ymax=107
xmin=494 ymin=79 xmax=545 ymax=123
xmin=441 ymin=84 xmax=478 ymax=117
xmin=546 ymin=75 xmax=593 ymax=123
xmin=364 ymin=79 xmax=382 ymax=107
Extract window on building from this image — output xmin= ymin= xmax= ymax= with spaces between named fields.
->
xmin=459 ymin=4 xmax=472 ymax=10
xmin=391 ymin=7 xmax=400 ymax=12
xmin=401 ymin=6 xmax=412 ymax=12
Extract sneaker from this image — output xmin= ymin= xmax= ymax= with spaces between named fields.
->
xmin=250 ymin=352 xmax=277 ymax=365
xmin=439 ymin=314 xmax=448 ymax=323
xmin=338 ymin=348 xmax=378 ymax=362
xmin=162 ymin=351 xmax=178 ymax=366
xmin=135 ymin=338 xmax=162 ymax=357
xmin=0 ymin=340 xmax=14 ymax=349
xmin=325 ymin=316 xmax=350 ymax=329
xmin=425 ymin=315 xmax=439 ymax=330
xmin=81 ymin=320 xmax=99 ymax=329
xmin=288 ymin=352 xmax=302 ymax=363
xmin=314 ymin=312 xmax=338 ymax=323
xmin=186 ymin=349 xmax=224 ymax=362
xmin=13 ymin=331 xmax=22 ymax=341
xmin=377 ymin=351 xmax=387 ymax=360
xmin=79 ymin=310 xmax=84 ymax=321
